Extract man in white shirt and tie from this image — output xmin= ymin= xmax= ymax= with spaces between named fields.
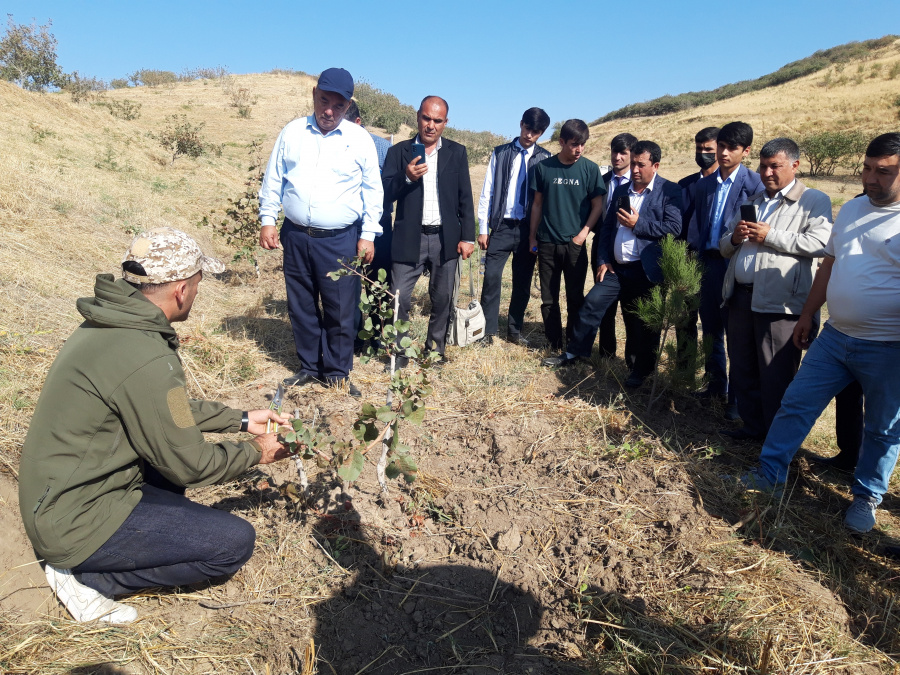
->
xmin=477 ymin=108 xmax=551 ymax=346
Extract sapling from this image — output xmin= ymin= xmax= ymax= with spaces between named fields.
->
xmin=276 ymin=255 xmax=438 ymax=499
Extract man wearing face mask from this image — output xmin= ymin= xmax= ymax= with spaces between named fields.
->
xmin=676 ymin=127 xmax=719 ymax=372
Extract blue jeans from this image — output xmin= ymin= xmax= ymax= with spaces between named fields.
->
xmin=759 ymin=324 xmax=900 ymax=502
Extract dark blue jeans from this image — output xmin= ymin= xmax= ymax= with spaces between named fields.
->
xmin=72 ymin=481 xmax=256 ymax=598
xmin=480 ymin=220 xmax=536 ymax=338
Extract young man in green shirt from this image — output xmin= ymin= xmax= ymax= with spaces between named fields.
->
xmin=529 ymin=119 xmax=606 ymax=349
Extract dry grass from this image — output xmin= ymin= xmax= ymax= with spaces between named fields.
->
xmin=2 ymin=56 xmax=900 ymax=674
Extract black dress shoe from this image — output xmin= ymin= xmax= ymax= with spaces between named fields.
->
xmin=322 ymin=377 xmax=362 ymax=398
xmin=507 ymin=334 xmax=531 ymax=347
xmin=719 ymin=428 xmax=764 ymax=442
xmin=809 ymin=453 xmax=857 ymax=473
xmin=624 ymin=372 xmax=646 ymax=388
xmin=283 ymin=371 xmax=313 ymax=387
xmin=482 ymin=335 xmax=495 ymax=346
xmin=693 ymin=388 xmax=726 ymax=401
xmin=542 ymin=353 xmax=579 ymax=368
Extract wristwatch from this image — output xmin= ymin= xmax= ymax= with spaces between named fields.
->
xmin=240 ymin=412 xmax=249 ymax=433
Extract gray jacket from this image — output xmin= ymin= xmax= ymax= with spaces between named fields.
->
xmin=719 ymin=180 xmax=832 ymax=315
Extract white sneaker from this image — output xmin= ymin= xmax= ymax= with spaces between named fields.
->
xmin=44 ymin=564 xmax=137 ymax=624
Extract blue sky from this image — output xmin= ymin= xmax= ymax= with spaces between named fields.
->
xmin=5 ymin=0 xmax=898 ymax=137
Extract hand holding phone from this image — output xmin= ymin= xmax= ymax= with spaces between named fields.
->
xmin=617 ymin=194 xmax=631 ymax=214
xmin=740 ymin=204 xmax=757 ymax=223
xmin=406 ymin=143 xmax=428 ymax=181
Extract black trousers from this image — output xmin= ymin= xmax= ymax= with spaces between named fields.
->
xmin=392 ymin=232 xmax=457 ymax=355
xmin=726 ymin=286 xmax=804 ymax=437
xmin=537 ymin=240 xmax=588 ymax=350
xmin=480 ymin=219 xmax=535 ymax=338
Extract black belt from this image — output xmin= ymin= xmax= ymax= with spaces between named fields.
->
xmin=702 ymin=249 xmax=724 ymax=259
xmin=502 ymin=218 xmax=525 ymax=225
xmin=421 ymin=225 xmax=442 ymax=235
xmin=736 ymin=283 xmax=754 ymax=291
xmin=289 ymin=220 xmax=354 ymax=238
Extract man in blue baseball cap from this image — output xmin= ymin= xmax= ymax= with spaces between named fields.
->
xmin=259 ymin=68 xmax=384 ymax=397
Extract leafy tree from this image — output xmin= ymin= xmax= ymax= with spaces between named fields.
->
xmin=157 ymin=114 xmax=206 ymax=163
xmin=0 ymin=15 xmax=65 ymax=92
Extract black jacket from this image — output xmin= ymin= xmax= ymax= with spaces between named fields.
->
xmin=382 ymin=138 xmax=476 ymax=264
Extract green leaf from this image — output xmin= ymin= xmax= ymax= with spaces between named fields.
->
xmin=377 ymin=268 xmax=387 ymax=282
xmin=363 ymin=317 xmax=374 ymax=331
xmin=292 ymin=419 xmax=305 ymax=431
xmin=400 ymin=336 xmax=412 ymax=348
xmin=394 ymin=454 xmax=418 ymax=483
xmin=406 ymin=405 xmax=426 ymax=425
xmin=361 ymin=402 xmax=378 ymax=418
xmin=376 ymin=405 xmax=397 ymax=424
xmin=385 ymin=461 xmax=401 ymax=479
xmin=284 ymin=431 xmax=297 ymax=444
xmin=395 ymin=320 xmax=410 ymax=333
xmin=360 ymin=355 xmax=371 ymax=365
xmin=327 ymin=270 xmax=341 ymax=280
xmin=401 ymin=399 xmax=413 ymax=416
xmin=337 ymin=447 xmax=365 ymax=482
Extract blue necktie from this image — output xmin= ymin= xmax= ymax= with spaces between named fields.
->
xmin=515 ymin=148 xmax=528 ymax=215
xmin=709 ymin=179 xmax=730 ymax=249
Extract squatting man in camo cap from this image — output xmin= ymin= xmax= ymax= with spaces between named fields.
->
xmin=19 ymin=227 xmax=293 ymax=624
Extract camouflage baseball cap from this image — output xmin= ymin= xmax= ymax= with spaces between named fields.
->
xmin=121 ymin=227 xmax=225 ymax=284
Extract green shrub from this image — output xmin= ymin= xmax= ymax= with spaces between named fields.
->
xmin=179 ymin=65 xmax=228 ymax=81
xmin=354 ymin=81 xmax=416 ymax=134
xmin=106 ymin=98 xmax=141 ymax=120
xmin=130 ymin=69 xmax=176 ymax=87
xmin=110 ymin=77 xmax=129 ymax=89
xmin=888 ymin=62 xmax=900 ymax=80
xmin=156 ymin=114 xmax=206 ymax=163
xmin=0 ymin=15 xmax=65 ymax=92
xmin=229 ymin=87 xmax=257 ymax=118
xmin=442 ymin=127 xmax=508 ymax=165
xmin=62 ymin=71 xmax=108 ymax=102
xmin=799 ymin=130 xmax=867 ymax=176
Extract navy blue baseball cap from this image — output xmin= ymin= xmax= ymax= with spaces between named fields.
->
xmin=317 ymin=68 xmax=354 ymax=100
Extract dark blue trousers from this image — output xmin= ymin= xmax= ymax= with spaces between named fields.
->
xmin=73 ymin=482 xmax=255 ymax=597
xmin=698 ymin=251 xmax=731 ymax=397
xmin=281 ymin=220 xmax=357 ymax=381
xmin=480 ymin=220 xmax=536 ymax=338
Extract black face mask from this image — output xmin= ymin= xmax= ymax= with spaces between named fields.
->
xmin=695 ymin=152 xmax=717 ymax=170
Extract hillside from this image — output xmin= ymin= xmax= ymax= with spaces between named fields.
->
xmin=2 ymin=60 xmax=900 ymax=674
xmin=577 ymin=37 xmax=900 ymax=199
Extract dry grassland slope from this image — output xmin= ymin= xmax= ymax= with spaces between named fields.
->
xmin=0 ymin=55 xmax=899 ymax=673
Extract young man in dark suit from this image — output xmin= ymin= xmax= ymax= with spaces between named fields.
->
xmin=382 ymin=96 xmax=476 ymax=363
xmin=543 ymin=140 xmax=683 ymax=388
xmin=595 ymin=133 xmax=638 ymax=359
xmin=477 ymin=107 xmax=551 ymax=346
xmin=686 ymin=122 xmax=763 ymax=411
xmin=675 ymin=126 xmax=719 ymax=370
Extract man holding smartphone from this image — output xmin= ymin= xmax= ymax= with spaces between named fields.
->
xmin=382 ymin=96 xmax=476 ymax=364
xmin=528 ymin=119 xmax=606 ymax=351
xmin=477 ymin=108 xmax=551 ymax=346
xmin=718 ymin=138 xmax=832 ymax=440
xmin=543 ymin=141 xmax=682 ymax=388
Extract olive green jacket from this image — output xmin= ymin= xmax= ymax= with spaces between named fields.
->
xmin=19 ymin=275 xmax=261 ymax=568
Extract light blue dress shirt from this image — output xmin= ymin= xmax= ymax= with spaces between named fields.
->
xmin=707 ymin=169 xmax=736 ymax=250
xmin=259 ymin=117 xmax=384 ymax=240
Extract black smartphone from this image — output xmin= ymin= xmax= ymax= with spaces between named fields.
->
xmin=740 ymin=204 xmax=757 ymax=222
xmin=617 ymin=194 xmax=631 ymax=213
xmin=411 ymin=143 xmax=426 ymax=165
